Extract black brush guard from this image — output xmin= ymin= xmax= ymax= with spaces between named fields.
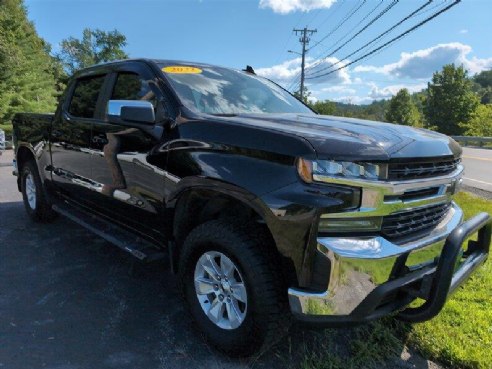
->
xmin=397 ymin=212 xmax=491 ymax=322
xmin=295 ymin=212 xmax=491 ymax=326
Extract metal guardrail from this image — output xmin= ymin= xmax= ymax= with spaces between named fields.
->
xmin=452 ymin=136 xmax=492 ymax=147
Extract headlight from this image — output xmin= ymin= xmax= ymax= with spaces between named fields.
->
xmin=297 ymin=158 xmax=381 ymax=183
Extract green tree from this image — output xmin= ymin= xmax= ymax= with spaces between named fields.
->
xmin=385 ymin=88 xmax=422 ymax=127
xmin=58 ymin=28 xmax=128 ymax=74
xmin=472 ymin=70 xmax=492 ymax=104
xmin=0 ymin=0 xmax=57 ymax=124
xmin=293 ymin=86 xmax=312 ymax=104
xmin=45 ymin=45 xmax=68 ymax=99
xmin=311 ymin=100 xmax=336 ymax=115
xmin=474 ymin=70 xmax=492 ymax=88
xmin=425 ymin=64 xmax=479 ymax=135
xmin=460 ymin=104 xmax=492 ymax=137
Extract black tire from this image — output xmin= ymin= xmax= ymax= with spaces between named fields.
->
xmin=20 ymin=160 xmax=56 ymax=222
xmin=179 ymin=219 xmax=289 ymax=357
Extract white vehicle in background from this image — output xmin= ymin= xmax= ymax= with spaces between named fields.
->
xmin=0 ymin=129 xmax=5 ymax=155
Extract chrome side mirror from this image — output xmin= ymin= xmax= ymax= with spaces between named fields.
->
xmin=108 ymin=100 xmax=155 ymax=125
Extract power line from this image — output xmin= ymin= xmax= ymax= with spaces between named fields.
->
xmin=272 ymin=10 xmax=311 ymax=66
xmin=309 ymin=0 xmax=367 ymax=52
xmin=306 ymin=0 xmax=398 ymax=73
xmin=287 ymin=0 xmax=450 ymax=91
xmin=305 ymin=8 xmax=324 ymax=27
xmin=313 ymin=0 xmax=347 ymax=30
xmin=280 ymin=4 xmax=337 ymax=91
xmin=285 ymin=0 xmax=361 ymax=91
xmin=306 ymin=0 xmax=461 ymax=80
xmin=414 ymin=0 xmax=450 ymax=16
xmin=306 ymin=0 xmax=435 ymax=79
xmin=316 ymin=0 xmax=388 ymax=56
xmin=286 ymin=0 xmax=367 ymax=90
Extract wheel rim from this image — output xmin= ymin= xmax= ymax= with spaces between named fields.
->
xmin=194 ymin=251 xmax=248 ymax=330
xmin=25 ymin=173 xmax=36 ymax=210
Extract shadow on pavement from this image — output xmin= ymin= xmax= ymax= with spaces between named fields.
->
xmin=0 ymin=201 xmax=439 ymax=369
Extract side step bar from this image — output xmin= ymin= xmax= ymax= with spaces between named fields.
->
xmin=52 ymin=203 xmax=167 ymax=262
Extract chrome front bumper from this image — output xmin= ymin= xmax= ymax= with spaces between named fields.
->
xmin=288 ymin=202 xmax=491 ymax=324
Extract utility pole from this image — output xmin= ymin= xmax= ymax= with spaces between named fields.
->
xmin=292 ymin=27 xmax=317 ymax=101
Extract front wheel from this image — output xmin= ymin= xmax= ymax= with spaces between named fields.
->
xmin=179 ymin=219 xmax=289 ymax=356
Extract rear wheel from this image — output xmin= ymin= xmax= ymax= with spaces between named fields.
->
xmin=21 ymin=160 xmax=56 ymax=222
xmin=179 ymin=219 xmax=289 ymax=356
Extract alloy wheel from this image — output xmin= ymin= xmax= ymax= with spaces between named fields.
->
xmin=194 ymin=251 xmax=248 ymax=330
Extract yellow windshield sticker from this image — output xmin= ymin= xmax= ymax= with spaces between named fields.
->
xmin=162 ymin=66 xmax=202 ymax=74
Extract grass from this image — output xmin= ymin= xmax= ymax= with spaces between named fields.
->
xmin=292 ymin=191 xmax=492 ymax=369
xmin=407 ymin=192 xmax=492 ymax=369
xmin=297 ymin=321 xmax=404 ymax=369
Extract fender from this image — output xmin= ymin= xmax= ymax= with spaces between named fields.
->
xmin=166 ymin=175 xmax=358 ymax=288
xmin=167 ymin=177 xmax=273 ymax=235
xmin=166 ymin=176 xmax=297 ymax=278
xmin=15 ymin=142 xmax=49 ymax=190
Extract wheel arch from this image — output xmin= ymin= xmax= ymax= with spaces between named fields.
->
xmin=168 ymin=180 xmax=299 ymax=287
xmin=15 ymin=144 xmax=37 ymax=192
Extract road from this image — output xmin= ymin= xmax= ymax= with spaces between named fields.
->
xmin=0 ymin=149 xmax=441 ymax=369
xmin=462 ymin=147 xmax=492 ymax=193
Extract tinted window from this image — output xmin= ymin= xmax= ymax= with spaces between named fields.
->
xmin=111 ymin=73 xmax=157 ymax=107
xmin=160 ymin=64 xmax=312 ymax=115
xmin=68 ymin=75 xmax=106 ymax=118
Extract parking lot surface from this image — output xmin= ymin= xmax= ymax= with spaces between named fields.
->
xmin=0 ymin=150 xmax=443 ymax=369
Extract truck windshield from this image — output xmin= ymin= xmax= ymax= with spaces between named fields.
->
xmin=159 ymin=64 xmax=313 ymax=115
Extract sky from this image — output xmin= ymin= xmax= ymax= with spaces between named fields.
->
xmin=25 ymin=0 xmax=492 ymax=105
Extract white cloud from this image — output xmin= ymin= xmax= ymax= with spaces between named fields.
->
xmin=259 ymin=0 xmax=336 ymax=14
xmin=309 ymin=95 xmax=319 ymax=103
xmin=332 ymin=95 xmax=372 ymax=105
xmin=459 ymin=29 xmax=468 ymax=34
xmin=256 ymin=58 xmax=302 ymax=85
xmin=320 ymin=85 xmax=357 ymax=94
xmin=368 ymin=83 xmax=427 ymax=100
xmin=354 ymin=43 xmax=492 ymax=79
xmin=256 ymin=56 xmax=351 ymax=87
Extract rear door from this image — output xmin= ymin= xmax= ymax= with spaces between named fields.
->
xmin=89 ymin=62 xmax=169 ymax=239
xmin=50 ymin=73 xmax=109 ymax=202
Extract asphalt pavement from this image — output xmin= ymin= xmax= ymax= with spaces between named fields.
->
xmin=0 ymin=149 xmax=443 ymax=369
xmin=462 ymin=147 xmax=492 ymax=193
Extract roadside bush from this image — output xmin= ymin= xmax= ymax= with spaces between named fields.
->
xmin=460 ymin=104 xmax=492 ymax=137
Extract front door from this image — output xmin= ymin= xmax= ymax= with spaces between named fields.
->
xmin=89 ymin=63 xmax=168 ymax=240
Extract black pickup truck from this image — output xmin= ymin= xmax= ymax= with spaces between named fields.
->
xmin=12 ymin=59 xmax=491 ymax=356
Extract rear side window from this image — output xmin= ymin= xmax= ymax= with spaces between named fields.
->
xmin=68 ymin=75 xmax=106 ymax=118
xmin=111 ymin=72 xmax=157 ymax=107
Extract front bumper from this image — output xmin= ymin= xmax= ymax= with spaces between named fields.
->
xmin=288 ymin=204 xmax=491 ymax=325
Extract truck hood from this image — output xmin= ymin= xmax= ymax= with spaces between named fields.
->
xmin=219 ymin=113 xmax=461 ymax=161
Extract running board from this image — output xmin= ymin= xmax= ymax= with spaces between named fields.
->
xmin=52 ymin=203 xmax=167 ymax=262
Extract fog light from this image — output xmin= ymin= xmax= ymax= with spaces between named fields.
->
xmin=318 ymin=217 xmax=382 ymax=233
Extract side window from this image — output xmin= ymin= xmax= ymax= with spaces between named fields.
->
xmin=111 ymin=72 xmax=157 ymax=107
xmin=68 ymin=75 xmax=106 ymax=118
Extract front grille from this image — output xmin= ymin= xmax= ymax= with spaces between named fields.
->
xmin=385 ymin=187 xmax=440 ymax=203
xmin=387 ymin=158 xmax=460 ymax=180
xmin=381 ymin=202 xmax=452 ymax=240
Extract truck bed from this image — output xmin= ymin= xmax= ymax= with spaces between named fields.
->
xmin=12 ymin=113 xmax=54 ymax=149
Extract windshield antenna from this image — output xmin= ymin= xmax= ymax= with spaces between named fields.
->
xmin=243 ymin=65 xmax=256 ymax=75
